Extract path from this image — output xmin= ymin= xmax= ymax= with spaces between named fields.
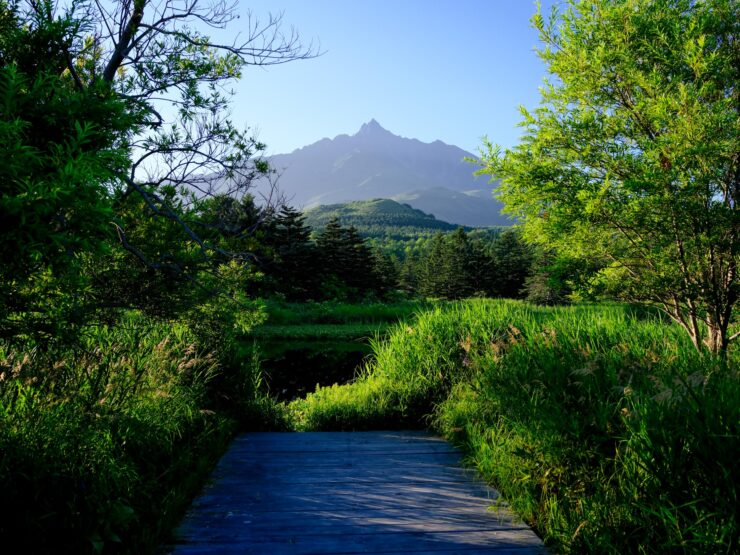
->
xmin=167 ymin=431 xmax=546 ymax=554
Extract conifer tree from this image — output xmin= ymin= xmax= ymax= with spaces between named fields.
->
xmin=490 ymin=230 xmax=533 ymax=299
xmin=268 ymin=206 xmax=319 ymax=299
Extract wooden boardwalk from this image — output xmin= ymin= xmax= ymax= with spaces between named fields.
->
xmin=167 ymin=431 xmax=546 ymax=554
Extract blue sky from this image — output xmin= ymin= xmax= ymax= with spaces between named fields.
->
xmin=227 ymin=1 xmax=557 ymax=155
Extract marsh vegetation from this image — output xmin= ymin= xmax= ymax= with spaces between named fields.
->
xmin=1 ymin=0 xmax=738 ymax=553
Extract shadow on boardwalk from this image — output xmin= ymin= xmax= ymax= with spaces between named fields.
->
xmin=165 ymin=431 xmax=547 ymax=554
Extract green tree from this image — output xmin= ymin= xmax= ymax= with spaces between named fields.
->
xmin=489 ymin=230 xmax=533 ymax=299
xmin=0 ymin=0 xmax=315 ymax=340
xmin=266 ymin=205 xmax=320 ymax=300
xmin=478 ymin=0 xmax=740 ymax=353
xmin=417 ymin=229 xmax=493 ymax=299
xmin=418 ymin=232 xmax=449 ymax=298
xmin=523 ymin=247 xmax=572 ymax=305
xmin=371 ymin=248 xmax=400 ymax=298
xmin=0 ymin=1 xmax=134 ymax=340
xmin=315 ymin=217 xmax=382 ymax=299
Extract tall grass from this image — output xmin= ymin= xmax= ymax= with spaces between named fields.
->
xmin=0 ymin=311 xmax=282 ymax=554
xmin=262 ymin=299 xmax=430 ymax=325
xmin=290 ymin=299 xmax=739 ymax=553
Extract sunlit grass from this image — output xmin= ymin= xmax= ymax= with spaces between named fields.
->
xmin=290 ymin=299 xmax=739 ymax=553
xmin=0 ymin=311 xmax=282 ymax=554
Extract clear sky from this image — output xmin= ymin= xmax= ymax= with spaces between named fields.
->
xmin=226 ymin=0 xmax=557 ymax=155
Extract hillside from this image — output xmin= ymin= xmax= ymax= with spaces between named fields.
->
xmin=304 ymin=199 xmax=459 ymax=239
xmin=257 ymin=120 xmax=508 ymax=227
xmin=392 ymin=188 xmax=513 ymax=228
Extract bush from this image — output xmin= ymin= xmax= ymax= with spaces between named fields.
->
xmin=0 ymin=311 xmax=268 ymax=554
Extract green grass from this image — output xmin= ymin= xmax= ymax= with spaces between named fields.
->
xmin=249 ymin=323 xmax=391 ymax=340
xmin=9 ymin=298 xmax=736 ymax=553
xmin=290 ymin=299 xmax=739 ymax=553
xmin=262 ymin=299 xmax=430 ymax=326
xmin=0 ymin=311 xmax=283 ymax=554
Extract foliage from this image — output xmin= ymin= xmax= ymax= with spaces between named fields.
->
xmin=0 ymin=1 xmax=134 ymax=341
xmin=304 ymin=198 xmax=460 ymax=238
xmin=261 ymin=205 xmax=322 ymax=300
xmin=477 ymin=0 xmax=740 ymax=353
xmin=314 ymin=217 xmax=387 ymax=300
xmin=0 ymin=0 xmax=315 ymax=342
xmin=0 ymin=2 xmax=306 ymax=551
xmin=0 ymin=315 xmax=217 ymax=553
xmin=414 ymin=228 xmax=532 ymax=300
xmin=291 ymin=300 xmax=739 ymax=553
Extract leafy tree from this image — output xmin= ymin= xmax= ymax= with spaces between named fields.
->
xmin=478 ymin=0 xmax=740 ymax=353
xmin=89 ymin=0 xmax=315 ymax=276
xmin=489 ymin=230 xmax=533 ymax=299
xmin=0 ymin=0 xmax=315 ymax=339
xmin=0 ymin=1 xmax=134 ymax=340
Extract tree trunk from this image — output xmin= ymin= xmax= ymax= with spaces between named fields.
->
xmin=704 ymin=316 xmax=729 ymax=356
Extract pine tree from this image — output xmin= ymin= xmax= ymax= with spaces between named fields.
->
xmin=269 ymin=205 xmax=319 ymax=300
xmin=490 ymin=230 xmax=533 ymax=299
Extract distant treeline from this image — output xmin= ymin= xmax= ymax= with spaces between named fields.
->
xmin=219 ymin=197 xmax=563 ymax=302
xmin=304 ymin=199 xmax=459 ymax=234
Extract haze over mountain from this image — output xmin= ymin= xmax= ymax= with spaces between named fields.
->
xmin=263 ymin=120 xmax=510 ymax=227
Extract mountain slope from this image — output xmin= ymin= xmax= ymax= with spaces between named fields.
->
xmin=304 ymin=198 xmax=460 ymax=238
xmin=392 ymin=188 xmax=512 ymax=228
xmin=262 ymin=120 xmax=508 ymax=227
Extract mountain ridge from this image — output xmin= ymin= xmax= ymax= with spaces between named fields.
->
xmin=261 ymin=120 xmax=509 ymax=227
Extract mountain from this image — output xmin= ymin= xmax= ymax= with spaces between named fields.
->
xmin=304 ymin=198 xmax=460 ymax=238
xmin=261 ymin=120 xmax=509 ymax=227
xmin=392 ymin=188 xmax=512 ymax=228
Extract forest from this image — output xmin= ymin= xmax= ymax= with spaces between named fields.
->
xmin=1 ymin=0 xmax=738 ymax=554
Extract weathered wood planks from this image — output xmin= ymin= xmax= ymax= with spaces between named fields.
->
xmin=166 ymin=431 xmax=546 ymax=554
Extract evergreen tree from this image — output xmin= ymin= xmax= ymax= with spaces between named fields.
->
xmin=399 ymin=253 xmax=420 ymax=295
xmin=490 ymin=230 xmax=533 ymax=299
xmin=316 ymin=217 xmax=346 ymax=275
xmin=371 ymin=249 xmax=400 ymax=298
xmin=316 ymin=217 xmax=380 ymax=299
xmin=442 ymin=228 xmax=476 ymax=299
xmin=418 ymin=233 xmax=449 ymax=298
xmin=268 ymin=205 xmax=319 ymax=299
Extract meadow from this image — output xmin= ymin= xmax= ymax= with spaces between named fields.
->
xmin=243 ymin=300 xmax=428 ymax=400
xmin=289 ymin=300 xmax=739 ymax=553
xmin=2 ymin=298 xmax=737 ymax=554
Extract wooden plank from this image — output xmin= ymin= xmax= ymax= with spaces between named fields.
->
xmin=233 ymin=431 xmax=456 ymax=453
xmin=177 ymin=510 xmax=527 ymax=538
xmin=187 ymin=483 xmax=504 ymax=510
xmin=216 ymin=453 xmax=464 ymax=468
xmin=170 ymin=528 xmax=543 ymax=553
xmin=171 ymin=547 xmax=547 ymax=555
xmin=168 ymin=432 xmax=546 ymax=554
xmin=184 ymin=494 xmax=515 ymax=525
xmin=204 ymin=468 xmax=478 ymax=485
